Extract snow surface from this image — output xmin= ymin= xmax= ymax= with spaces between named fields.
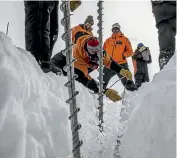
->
xmin=0 ymin=32 xmax=124 ymax=158
xmin=0 ymin=1 xmax=176 ymax=158
xmin=0 ymin=31 xmax=176 ymax=158
xmin=0 ymin=32 xmax=71 ymax=158
xmin=119 ymin=53 xmax=176 ymax=158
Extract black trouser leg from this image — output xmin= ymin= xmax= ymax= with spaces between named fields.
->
xmin=74 ymin=68 xmax=99 ymax=93
xmin=117 ymin=63 xmax=137 ymax=91
xmin=51 ymin=51 xmax=67 ymax=76
xmin=24 ymin=1 xmax=56 ymax=62
xmin=134 ymin=73 xmax=143 ymax=88
xmin=24 ymin=1 xmax=41 ymax=61
xmin=152 ymin=3 xmax=176 ymax=69
xmin=103 ymin=67 xmax=116 ymax=89
xmin=158 ymin=18 xmax=176 ymax=69
xmin=143 ymin=73 xmax=150 ymax=83
xmin=50 ymin=2 xmax=59 ymax=54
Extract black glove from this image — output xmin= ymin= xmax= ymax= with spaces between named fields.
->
xmin=90 ymin=54 xmax=99 ymax=62
xmin=88 ymin=60 xmax=99 ymax=69
xmin=137 ymin=51 xmax=142 ymax=58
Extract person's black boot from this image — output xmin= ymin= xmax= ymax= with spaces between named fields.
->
xmin=126 ymin=82 xmax=138 ymax=91
xmin=39 ymin=60 xmax=62 ymax=75
xmin=39 ymin=60 xmax=52 ymax=73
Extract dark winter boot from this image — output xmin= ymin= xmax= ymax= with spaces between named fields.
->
xmin=125 ymin=81 xmax=138 ymax=91
xmin=39 ymin=60 xmax=62 ymax=75
xmin=135 ymin=83 xmax=141 ymax=89
xmin=38 ymin=60 xmax=52 ymax=73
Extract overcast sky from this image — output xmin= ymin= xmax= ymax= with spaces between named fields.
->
xmin=0 ymin=1 xmax=160 ymax=76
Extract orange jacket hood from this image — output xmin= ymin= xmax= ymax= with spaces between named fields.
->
xmin=72 ymin=24 xmax=93 ymax=44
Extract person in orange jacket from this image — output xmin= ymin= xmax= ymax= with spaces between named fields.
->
xmin=72 ymin=15 xmax=94 ymax=44
xmin=51 ymin=35 xmax=133 ymax=102
xmin=103 ymin=23 xmax=137 ymax=91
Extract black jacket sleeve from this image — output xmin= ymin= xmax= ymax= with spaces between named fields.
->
xmin=74 ymin=68 xmax=99 ymax=93
xmin=147 ymin=54 xmax=152 ymax=64
xmin=103 ymin=50 xmax=122 ymax=74
xmin=132 ymin=49 xmax=142 ymax=60
xmin=110 ymin=60 xmax=122 ymax=74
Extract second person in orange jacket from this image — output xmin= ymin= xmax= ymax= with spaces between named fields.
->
xmin=51 ymin=34 xmax=133 ymax=102
xmin=72 ymin=15 xmax=94 ymax=44
xmin=103 ymin=23 xmax=137 ymax=91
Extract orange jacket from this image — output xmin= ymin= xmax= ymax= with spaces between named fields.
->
xmin=132 ymin=59 xmax=137 ymax=74
xmin=73 ymin=35 xmax=112 ymax=79
xmin=103 ymin=32 xmax=133 ymax=64
xmin=72 ymin=24 xmax=93 ymax=44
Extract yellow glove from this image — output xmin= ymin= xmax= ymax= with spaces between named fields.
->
xmin=70 ymin=0 xmax=82 ymax=12
xmin=119 ymin=69 xmax=132 ymax=80
xmin=104 ymin=88 xmax=122 ymax=102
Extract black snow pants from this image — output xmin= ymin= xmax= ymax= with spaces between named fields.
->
xmin=24 ymin=1 xmax=59 ymax=62
xmin=152 ymin=1 xmax=176 ymax=69
xmin=51 ymin=51 xmax=99 ymax=93
xmin=103 ymin=63 xmax=137 ymax=91
xmin=134 ymin=73 xmax=149 ymax=88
